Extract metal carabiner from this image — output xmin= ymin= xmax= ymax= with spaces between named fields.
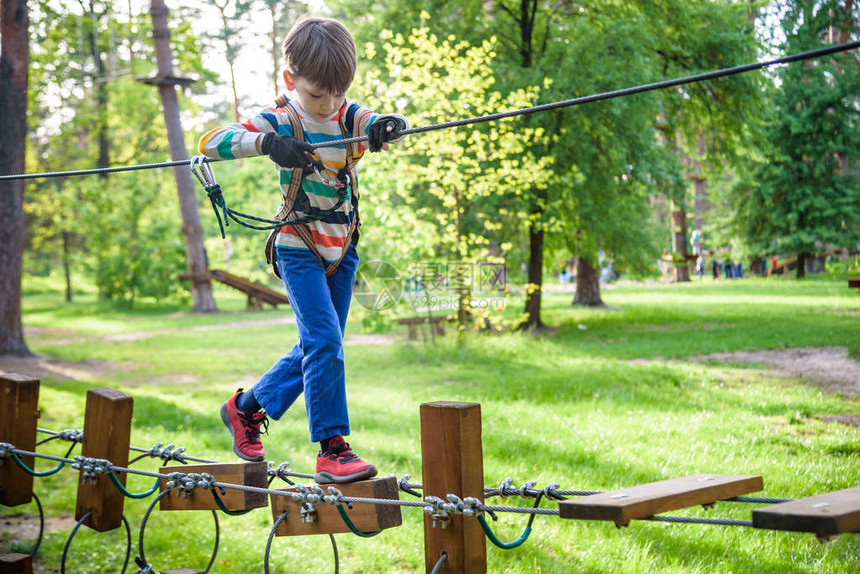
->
xmin=190 ymin=155 xmax=217 ymax=188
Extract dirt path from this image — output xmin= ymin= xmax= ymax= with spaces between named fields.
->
xmin=690 ymin=346 xmax=860 ymax=398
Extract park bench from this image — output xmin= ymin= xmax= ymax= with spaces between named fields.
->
xmin=848 ymin=278 xmax=860 ymax=295
xmin=395 ymin=316 xmax=447 ymax=340
xmin=179 ymin=269 xmax=289 ymax=310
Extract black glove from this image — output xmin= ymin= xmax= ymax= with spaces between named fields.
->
xmin=261 ymin=132 xmax=322 ymax=170
xmin=367 ymin=115 xmax=407 ymax=153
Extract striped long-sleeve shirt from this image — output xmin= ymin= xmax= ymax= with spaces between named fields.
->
xmin=199 ymin=97 xmax=407 ymax=263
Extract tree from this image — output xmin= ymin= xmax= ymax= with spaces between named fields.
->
xmin=0 ymin=0 xmax=33 ymax=356
xmin=355 ymin=23 xmax=549 ymax=335
xmin=147 ymin=0 xmax=217 ymax=312
xmin=759 ymin=0 xmax=860 ymax=277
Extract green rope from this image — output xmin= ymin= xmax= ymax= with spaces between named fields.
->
xmin=211 ymin=488 xmax=255 ymax=516
xmin=205 ymin=183 xmax=349 ymax=239
xmin=108 ymin=470 xmax=160 ymax=499
xmin=477 ymin=492 xmax=544 ymax=550
xmin=10 ymin=441 xmax=78 ymax=477
xmin=336 ymin=504 xmax=381 ymax=538
xmin=478 ymin=515 xmax=532 ymax=549
xmin=11 ymin=453 xmax=65 ymax=477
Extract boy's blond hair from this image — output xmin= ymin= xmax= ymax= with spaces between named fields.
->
xmin=282 ymin=17 xmax=356 ymax=95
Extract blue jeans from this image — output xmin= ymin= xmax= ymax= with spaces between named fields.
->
xmin=252 ymin=243 xmax=359 ymax=443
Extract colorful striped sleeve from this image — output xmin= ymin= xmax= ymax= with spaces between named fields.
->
xmin=198 ymin=107 xmax=295 ymax=160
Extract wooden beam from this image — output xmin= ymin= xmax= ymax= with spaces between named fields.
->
xmin=559 ymin=474 xmax=764 ymax=526
xmin=420 ymin=401 xmax=486 ymax=574
xmin=74 ymin=388 xmax=133 ymax=532
xmin=270 ymin=475 xmax=402 ymax=536
xmin=0 ymin=374 xmax=39 ymax=507
xmin=159 ymin=462 xmax=268 ymax=512
xmin=752 ymin=486 xmax=860 ymax=536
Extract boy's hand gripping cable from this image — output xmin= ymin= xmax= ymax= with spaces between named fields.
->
xmin=189 ymin=155 xmax=349 ymax=239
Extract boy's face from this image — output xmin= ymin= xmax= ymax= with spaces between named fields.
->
xmin=283 ymin=70 xmax=348 ymax=122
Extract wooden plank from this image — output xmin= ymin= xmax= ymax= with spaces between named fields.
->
xmin=752 ymin=486 xmax=860 ymax=536
xmin=0 ymin=375 xmax=39 ymax=507
xmin=0 ymin=553 xmax=33 ymax=574
xmin=159 ymin=462 xmax=268 ymax=512
xmin=420 ymin=402 xmax=486 ymax=574
xmin=270 ymin=475 xmax=401 ymax=536
xmin=210 ymin=270 xmax=289 ymax=306
xmin=848 ymin=278 xmax=860 ymax=290
xmin=74 ymin=388 xmax=133 ymax=532
xmin=559 ymin=474 xmax=764 ymax=526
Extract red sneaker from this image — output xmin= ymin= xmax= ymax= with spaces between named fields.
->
xmin=220 ymin=389 xmax=268 ymax=462
xmin=314 ymin=436 xmax=377 ymax=484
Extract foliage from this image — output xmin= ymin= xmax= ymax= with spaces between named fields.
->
xmin=721 ymin=0 xmax=860 ymax=274
xmin=24 ymin=0 xmax=218 ymax=305
xmin=354 ymin=21 xmax=550 ymax=330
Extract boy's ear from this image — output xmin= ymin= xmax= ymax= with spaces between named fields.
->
xmin=282 ymin=70 xmax=295 ymax=91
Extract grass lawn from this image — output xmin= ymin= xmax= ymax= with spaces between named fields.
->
xmin=1 ymin=275 xmax=859 ymax=573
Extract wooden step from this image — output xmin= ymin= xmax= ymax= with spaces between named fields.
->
xmin=159 ymin=462 xmax=268 ymax=512
xmin=752 ymin=486 xmax=860 ymax=537
xmin=559 ymin=474 xmax=764 ymax=527
xmin=0 ymin=553 xmax=33 ymax=574
xmin=270 ymin=475 xmax=401 ymax=537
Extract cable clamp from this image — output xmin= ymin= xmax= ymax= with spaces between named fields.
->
xmin=158 ymin=443 xmax=186 ymax=463
xmin=520 ymin=480 xmax=537 ymax=498
xmin=0 ymin=442 xmax=13 ymax=458
xmin=72 ymin=455 xmax=111 ymax=484
xmin=424 ymin=496 xmax=453 ymax=529
xmin=268 ymin=461 xmax=293 ymax=483
xmin=323 ymin=486 xmax=346 ymax=507
xmin=498 ymin=477 xmax=514 ymax=497
xmin=398 ymin=474 xmax=422 ymax=498
xmin=164 ymin=471 xmax=187 ymax=491
xmin=58 ymin=429 xmax=83 ymax=442
xmin=543 ymin=482 xmax=563 ymax=500
xmin=300 ymin=502 xmax=317 ymax=523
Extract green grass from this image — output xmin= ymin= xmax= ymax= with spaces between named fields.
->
xmin=2 ymin=276 xmax=859 ymax=573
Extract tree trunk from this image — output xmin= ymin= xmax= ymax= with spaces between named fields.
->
xmin=671 ymin=204 xmax=690 ymax=282
xmin=0 ymin=0 xmax=33 ymax=356
xmin=521 ymin=223 xmax=545 ymax=329
xmin=796 ymin=252 xmax=807 ymax=279
xmin=572 ymin=255 xmax=605 ymax=307
xmin=149 ymin=0 xmax=216 ymax=313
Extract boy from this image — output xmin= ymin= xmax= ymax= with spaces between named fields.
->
xmin=198 ymin=17 xmax=408 ymax=484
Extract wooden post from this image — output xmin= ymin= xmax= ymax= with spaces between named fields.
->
xmin=75 ymin=388 xmax=133 ymax=532
xmin=420 ymin=401 xmax=486 ymax=574
xmin=0 ymin=553 xmax=33 ymax=574
xmin=0 ymin=374 xmax=39 ymax=507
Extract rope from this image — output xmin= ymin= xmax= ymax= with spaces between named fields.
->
xmin=335 ymin=504 xmax=382 ymax=537
xmin=477 ymin=492 xmax=544 ymax=549
xmin=430 ymin=552 xmax=448 ymax=574
xmin=2 ymin=40 xmax=858 ymax=182
xmin=0 ymin=442 xmax=793 ymax=533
